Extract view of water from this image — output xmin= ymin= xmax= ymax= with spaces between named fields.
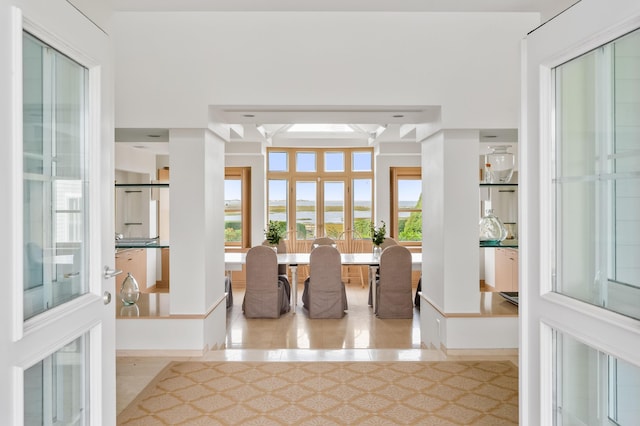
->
xmin=225 ymin=199 xmax=418 ymax=224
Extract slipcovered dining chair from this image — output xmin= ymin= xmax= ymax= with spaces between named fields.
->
xmin=368 ymin=237 xmax=399 ymax=305
xmin=379 ymin=237 xmax=398 ymax=250
xmin=375 ymin=245 xmax=413 ymax=318
xmin=242 ymin=245 xmax=290 ymax=318
xmin=301 ymin=245 xmax=348 ymax=318
xmin=311 ymin=236 xmax=336 ymax=248
xmin=262 ymin=238 xmax=290 ymax=303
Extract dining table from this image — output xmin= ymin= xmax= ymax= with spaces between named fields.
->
xmin=225 ymin=251 xmax=422 ymax=313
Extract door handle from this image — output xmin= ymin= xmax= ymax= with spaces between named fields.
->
xmin=103 ymin=266 xmax=123 ymax=279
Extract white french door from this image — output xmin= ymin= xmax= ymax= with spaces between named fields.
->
xmin=1 ymin=4 xmax=115 ymax=425
xmin=523 ymin=2 xmax=640 ymax=424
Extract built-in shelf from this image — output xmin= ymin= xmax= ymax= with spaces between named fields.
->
xmin=479 ymin=182 xmax=518 ymax=187
xmin=115 ymin=183 xmax=169 ymax=188
xmin=480 ymin=241 xmax=518 ymax=248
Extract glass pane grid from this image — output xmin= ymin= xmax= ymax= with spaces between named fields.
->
xmin=23 ymin=32 xmax=89 ymax=321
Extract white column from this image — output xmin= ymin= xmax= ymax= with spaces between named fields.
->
xmin=421 ymin=129 xmax=480 ymax=314
xmin=169 ymin=129 xmax=226 ymax=315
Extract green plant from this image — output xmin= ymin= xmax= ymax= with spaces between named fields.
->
xmin=265 ymin=220 xmax=284 ymax=245
xmin=370 ymin=220 xmax=386 ymax=246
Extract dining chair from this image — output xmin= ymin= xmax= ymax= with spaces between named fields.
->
xmin=262 ymin=238 xmax=290 ymax=302
xmin=368 ymin=237 xmax=399 ymax=304
xmin=311 ymin=236 xmax=336 ymax=248
xmin=242 ymin=245 xmax=290 ymax=318
xmin=301 ymin=245 xmax=348 ymax=318
xmin=338 ymin=229 xmax=366 ymax=287
xmin=379 ymin=237 xmax=398 ymax=250
xmin=375 ymin=245 xmax=413 ymax=318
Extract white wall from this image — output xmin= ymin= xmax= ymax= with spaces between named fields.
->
xmin=113 ymin=11 xmax=538 ymax=130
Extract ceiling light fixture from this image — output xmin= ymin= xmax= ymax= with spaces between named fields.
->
xmin=146 ymin=134 xmax=161 ymax=138
xmin=392 ymin=114 xmax=404 ymax=118
xmin=243 ymin=114 xmax=255 ymax=118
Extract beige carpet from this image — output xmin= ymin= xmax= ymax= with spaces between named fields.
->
xmin=117 ymin=361 xmax=518 ymax=425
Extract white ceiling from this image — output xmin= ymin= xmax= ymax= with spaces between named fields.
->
xmin=114 ymin=1 xmax=575 ymax=153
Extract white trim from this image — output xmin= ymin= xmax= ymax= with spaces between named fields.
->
xmin=23 ymin=294 xmax=101 ymax=337
xmin=12 ymin=365 xmax=23 ymax=426
xmin=89 ymin=324 xmax=102 ymax=425
xmin=539 ymin=322 xmax=554 ymax=426
xmin=11 ymin=7 xmax=24 ymax=342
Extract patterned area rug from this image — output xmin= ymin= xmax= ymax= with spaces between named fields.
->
xmin=117 ymin=361 xmax=518 ymax=425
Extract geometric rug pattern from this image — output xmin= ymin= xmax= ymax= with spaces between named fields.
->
xmin=118 ymin=361 xmax=518 ymax=425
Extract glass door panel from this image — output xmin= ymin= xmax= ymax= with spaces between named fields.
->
xmin=268 ymin=179 xmax=288 ymax=236
xmin=23 ymin=32 xmax=88 ymax=320
xmin=353 ymin=179 xmax=372 ymax=238
xmin=296 ymin=181 xmax=316 ymax=240
xmin=554 ymin=27 xmax=640 ymax=320
xmin=24 ymin=334 xmax=88 ymax=426
xmin=323 ymin=181 xmax=344 ymax=238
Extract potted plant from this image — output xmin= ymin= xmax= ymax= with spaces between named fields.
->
xmin=265 ymin=220 xmax=284 ymax=249
xmin=370 ymin=220 xmax=386 ymax=257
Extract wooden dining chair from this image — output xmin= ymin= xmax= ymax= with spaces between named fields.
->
xmin=338 ymin=229 xmax=366 ymax=287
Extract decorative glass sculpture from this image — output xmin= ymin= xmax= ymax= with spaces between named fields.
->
xmin=484 ymin=145 xmax=514 ymax=183
xmin=119 ymin=273 xmax=140 ymax=305
xmin=479 ymin=210 xmax=508 ymax=243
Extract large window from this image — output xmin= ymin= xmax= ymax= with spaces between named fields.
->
xmin=554 ymin=28 xmax=640 ymax=320
xmin=224 ymin=167 xmax=251 ymax=247
xmin=391 ymin=167 xmax=422 ymax=243
xmin=267 ymin=149 xmax=373 ymax=244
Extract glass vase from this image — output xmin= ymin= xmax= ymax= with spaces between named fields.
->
xmin=484 ymin=145 xmax=514 ymax=183
xmin=479 ymin=210 xmax=508 ymax=243
xmin=119 ymin=273 xmax=140 ymax=305
xmin=372 ymin=245 xmax=382 ymax=259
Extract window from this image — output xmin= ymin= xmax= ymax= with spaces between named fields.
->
xmin=553 ymin=27 xmax=640 ymax=320
xmin=267 ymin=148 xmax=373 ymax=244
xmin=391 ymin=168 xmax=422 ymax=243
xmin=224 ymin=167 xmax=251 ymax=247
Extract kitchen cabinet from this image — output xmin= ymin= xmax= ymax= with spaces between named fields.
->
xmin=115 ymin=178 xmax=170 ymax=291
xmin=494 ymin=248 xmax=518 ymax=292
xmin=115 ymin=248 xmax=147 ymax=291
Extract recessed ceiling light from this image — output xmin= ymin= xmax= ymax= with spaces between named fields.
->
xmin=134 ymin=145 xmax=147 ymax=149
xmin=392 ymin=114 xmax=404 ymax=118
xmin=484 ymin=135 xmax=498 ymax=138
xmin=146 ymin=134 xmax=161 ymax=138
xmin=243 ymin=114 xmax=255 ymax=118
